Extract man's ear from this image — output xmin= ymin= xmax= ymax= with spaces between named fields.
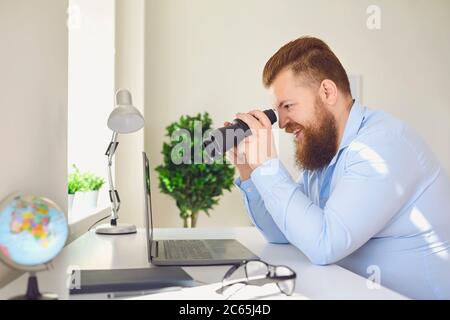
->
xmin=319 ymin=79 xmax=338 ymax=105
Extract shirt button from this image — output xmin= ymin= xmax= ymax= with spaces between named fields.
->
xmin=246 ymin=188 xmax=252 ymax=192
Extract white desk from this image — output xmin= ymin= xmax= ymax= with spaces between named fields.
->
xmin=0 ymin=227 xmax=406 ymax=300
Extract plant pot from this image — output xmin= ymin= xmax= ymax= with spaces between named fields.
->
xmin=72 ymin=191 xmax=99 ymax=212
xmin=68 ymin=194 xmax=75 ymax=212
xmin=83 ymin=190 xmax=99 ymax=209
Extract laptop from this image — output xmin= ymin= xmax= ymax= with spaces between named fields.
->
xmin=142 ymin=151 xmax=259 ymax=266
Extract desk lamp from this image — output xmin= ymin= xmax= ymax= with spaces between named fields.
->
xmin=95 ymin=89 xmax=144 ymax=235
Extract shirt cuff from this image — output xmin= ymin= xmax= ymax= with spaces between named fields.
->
xmin=235 ymin=177 xmax=261 ymax=201
xmin=250 ymin=158 xmax=293 ymax=198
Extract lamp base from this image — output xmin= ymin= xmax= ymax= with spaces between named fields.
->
xmin=95 ymin=223 xmax=137 ymax=235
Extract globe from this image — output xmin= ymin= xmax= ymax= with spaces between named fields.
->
xmin=0 ymin=195 xmax=68 ymax=269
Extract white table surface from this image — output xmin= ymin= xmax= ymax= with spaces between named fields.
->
xmin=0 ymin=227 xmax=407 ymax=300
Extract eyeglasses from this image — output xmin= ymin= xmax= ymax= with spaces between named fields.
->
xmin=216 ymin=260 xmax=296 ymax=299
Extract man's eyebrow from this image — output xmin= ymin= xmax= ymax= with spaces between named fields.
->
xmin=276 ymin=100 xmax=290 ymax=109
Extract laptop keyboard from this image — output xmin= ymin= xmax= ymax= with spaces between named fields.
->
xmin=163 ymin=240 xmax=214 ymax=260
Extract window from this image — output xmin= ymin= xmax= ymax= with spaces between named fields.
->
xmin=67 ymin=0 xmax=115 ymax=223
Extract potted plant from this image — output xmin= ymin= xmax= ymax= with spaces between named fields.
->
xmin=68 ymin=165 xmax=105 ymax=212
xmin=156 ymin=112 xmax=235 ymax=228
xmin=68 ymin=165 xmax=82 ymax=212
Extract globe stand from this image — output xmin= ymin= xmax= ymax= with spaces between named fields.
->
xmin=10 ymin=272 xmax=58 ymax=300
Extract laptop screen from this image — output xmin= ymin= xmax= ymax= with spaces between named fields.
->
xmin=142 ymin=152 xmax=154 ymax=262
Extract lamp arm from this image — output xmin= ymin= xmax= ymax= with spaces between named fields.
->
xmin=106 ymin=132 xmax=120 ymax=224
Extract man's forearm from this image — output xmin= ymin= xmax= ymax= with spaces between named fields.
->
xmin=235 ymin=177 xmax=289 ymax=244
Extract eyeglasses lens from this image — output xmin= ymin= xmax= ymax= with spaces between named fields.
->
xmin=275 ymin=266 xmax=295 ymax=295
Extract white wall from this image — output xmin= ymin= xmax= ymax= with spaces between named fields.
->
xmin=144 ymin=0 xmax=450 ymax=228
xmin=0 ymin=0 xmax=68 ymax=286
xmin=114 ymin=0 xmax=146 ymax=228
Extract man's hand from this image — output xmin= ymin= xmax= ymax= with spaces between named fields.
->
xmin=224 ymin=121 xmax=253 ymax=181
xmin=234 ymin=110 xmax=278 ymax=170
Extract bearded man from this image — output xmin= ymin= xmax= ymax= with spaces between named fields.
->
xmin=227 ymin=36 xmax=450 ymax=300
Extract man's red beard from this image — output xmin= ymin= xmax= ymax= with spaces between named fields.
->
xmin=286 ymin=99 xmax=338 ymax=171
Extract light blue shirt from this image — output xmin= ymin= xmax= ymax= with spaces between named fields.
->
xmin=236 ymin=103 xmax=450 ymax=299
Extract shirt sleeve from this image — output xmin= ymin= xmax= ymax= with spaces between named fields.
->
xmin=235 ymin=177 xmax=289 ymax=244
xmin=250 ymin=133 xmax=430 ymax=265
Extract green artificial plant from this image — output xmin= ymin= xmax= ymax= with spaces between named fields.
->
xmin=156 ymin=113 xmax=235 ymax=228
xmin=68 ymin=165 xmax=105 ymax=194
xmin=82 ymin=172 xmax=105 ymax=192
xmin=68 ymin=165 xmax=83 ymax=195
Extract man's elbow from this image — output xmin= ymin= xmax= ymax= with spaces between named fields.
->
xmin=303 ymin=249 xmax=345 ymax=266
xmin=289 ymin=231 xmax=352 ymax=266
xmin=309 ymin=256 xmax=334 ymax=266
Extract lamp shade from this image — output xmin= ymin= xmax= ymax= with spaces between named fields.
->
xmin=107 ymin=89 xmax=144 ymax=134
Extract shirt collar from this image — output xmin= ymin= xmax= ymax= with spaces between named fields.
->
xmin=328 ymin=100 xmax=366 ymax=167
xmin=338 ymin=100 xmax=366 ymax=150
